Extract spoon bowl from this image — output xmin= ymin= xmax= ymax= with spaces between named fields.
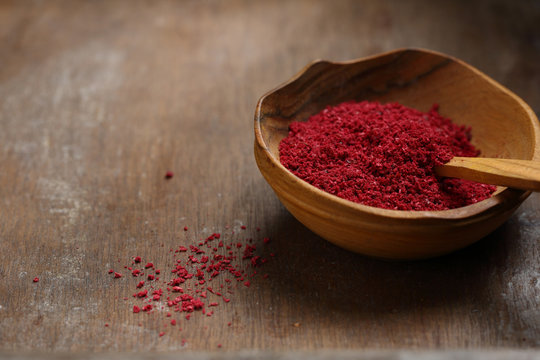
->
xmin=254 ymin=48 xmax=540 ymax=260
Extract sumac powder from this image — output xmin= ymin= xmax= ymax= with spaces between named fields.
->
xmin=108 ymin=224 xmax=272 ymax=344
xmin=279 ymin=101 xmax=496 ymax=210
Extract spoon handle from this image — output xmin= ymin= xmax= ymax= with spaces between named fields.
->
xmin=435 ymin=157 xmax=540 ymax=191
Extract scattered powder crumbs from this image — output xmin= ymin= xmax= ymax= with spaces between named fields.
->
xmin=108 ymin=224 xmax=273 ymax=346
xmin=279 ymin=100 xmax=496 ymax=210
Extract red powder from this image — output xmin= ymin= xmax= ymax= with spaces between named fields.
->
xmin=33 ymin=277 xmax=39 ymax=283
xmin=165 ymin=171 xmax=174 ymax=179
xmin=113 ymin=225 xmax=273 ymax=341
xmin=279 ymin=101 xmax=496 ymax=210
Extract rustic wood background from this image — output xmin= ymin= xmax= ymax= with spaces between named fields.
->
xmin=0 ymin=0 xmax=539 ymax=355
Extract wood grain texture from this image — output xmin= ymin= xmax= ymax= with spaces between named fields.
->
xmin=437 ymin=157 xmax=540 ymax=191
xmin=2 ymin=350 xmax=540 ymax=360
xmin=0 ymin=0 xmax=539 ymax=354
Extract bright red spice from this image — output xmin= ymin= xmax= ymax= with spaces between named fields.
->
xmin=165 ymin=171 xmax=174 ymax=179
xmin=111 ymin=225 xmax=273 ymax=341
xmin=279 ymin=101 xmax=496 ymax=210
xmin=32 ymin=277 xmax=39 ymax=283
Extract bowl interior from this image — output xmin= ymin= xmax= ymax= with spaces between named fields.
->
xmin=258 ymin=49 xmax=540 ymax=170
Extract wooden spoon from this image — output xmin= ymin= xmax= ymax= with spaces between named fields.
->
xmin=435 ymin=157 xmax=540 ymax=191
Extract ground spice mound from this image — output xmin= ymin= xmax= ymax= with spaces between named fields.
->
xmin=279 ymin=101 xmax=496 ymax=210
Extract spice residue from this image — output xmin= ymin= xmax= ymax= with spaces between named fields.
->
xmin=108 ymin=225 xmax=272 ymax=342
xmin=279 ymin=101 xmax=496 ymax=210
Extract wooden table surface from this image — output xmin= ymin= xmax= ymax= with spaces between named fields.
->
xmin=1 ymin=0 xmax=539 ymax=356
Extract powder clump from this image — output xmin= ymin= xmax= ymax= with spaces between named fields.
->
xmin=279 ymin=100 xmax=496 ymax=211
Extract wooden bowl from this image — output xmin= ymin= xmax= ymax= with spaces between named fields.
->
xmin=254 ymin=48 xmax=540 ymax=260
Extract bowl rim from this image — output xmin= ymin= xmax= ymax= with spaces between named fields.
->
xmin=254 ymin=48 xmax=540 ymax=220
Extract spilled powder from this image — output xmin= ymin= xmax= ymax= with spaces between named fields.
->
xmin=108 ymin=225 xmax=273 ymax=345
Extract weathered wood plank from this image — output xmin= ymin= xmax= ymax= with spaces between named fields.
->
xmin=0 ymin=0 xmax=538 ymax=353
